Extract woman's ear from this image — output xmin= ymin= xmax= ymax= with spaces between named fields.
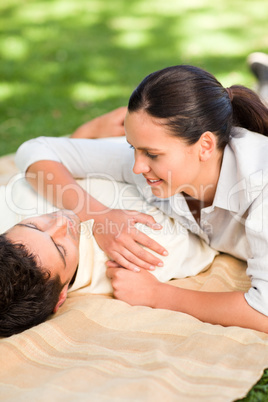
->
xmin=198 ymin=131 xmax=217 ymax=162
xmin=53 ymin=284 xmax=68 ymax=313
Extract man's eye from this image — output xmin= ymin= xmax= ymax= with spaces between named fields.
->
xmin=57 ymin=244 xmax=67 ymax=257
xmin=27 ymin=222 xmax=39 ymax=229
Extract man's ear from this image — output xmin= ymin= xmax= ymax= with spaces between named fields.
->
xmin=53 ymin=284 xmax=68 ymax=313
xmin=199 ymin=131 xmax=217 ymax=162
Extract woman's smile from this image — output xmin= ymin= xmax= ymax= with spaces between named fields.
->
xmin=144 ymin=176 xmax=163 ymax=186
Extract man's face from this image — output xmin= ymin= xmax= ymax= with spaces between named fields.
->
xmin=6 ymin=210 xmax=81 ymax=287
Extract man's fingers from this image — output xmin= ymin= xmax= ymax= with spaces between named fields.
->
xmin=114 ymin=126 xmax=126 ymax=137
xmin=105 ymin=260 xmax=122 ymax=268
xmin=113 ymin=106 xmax=127 ymax=122
xmin=106 ymin=267 xmax=118 ymax=279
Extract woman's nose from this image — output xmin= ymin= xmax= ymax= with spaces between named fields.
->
xmin=132 ymin=155 xmax=151 ymax=175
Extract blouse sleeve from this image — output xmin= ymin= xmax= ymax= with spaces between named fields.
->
xmin=244 ymin=183 xmax=268 ymax=316
xmin=15 ymin=136 xmax=136 ymax=184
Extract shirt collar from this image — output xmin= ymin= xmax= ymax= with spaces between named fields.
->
xmin=210 ymin=143 xmax=241 ymax=213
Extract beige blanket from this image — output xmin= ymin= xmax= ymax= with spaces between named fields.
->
xmin=0 ymin=154 xmax=268 ymax=401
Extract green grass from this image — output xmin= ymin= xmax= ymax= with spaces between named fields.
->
xmin=1 ymin=0 xmax=268 ymax=157
xmin=236 ymin=369 xmax=268 ymax=401
xmin=1 ymin=1 xmax=268 ymax=399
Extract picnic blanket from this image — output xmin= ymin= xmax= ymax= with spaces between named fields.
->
xmin=0 ymin=153 xmax=268 ymax=402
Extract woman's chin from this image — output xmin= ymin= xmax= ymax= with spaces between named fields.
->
xmin=150 ymin=186 xmax=171 ymax=199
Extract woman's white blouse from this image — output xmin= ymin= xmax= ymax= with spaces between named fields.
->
xmin=15 ymin=127 xmax=268 ymax=316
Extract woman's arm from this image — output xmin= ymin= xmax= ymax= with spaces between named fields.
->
xmin=24 ymin=158 xmax=168 ymax=272
xmin=106 ymin=264 xmax=268 ymax=332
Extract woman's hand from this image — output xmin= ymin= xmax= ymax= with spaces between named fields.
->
xmin=106 ymin=261 xmax=161 ymax=306
xmin=71 ymin=107 xmax=127 ymax=139
xmin=93 ymin=208 xmax=168 ymax=272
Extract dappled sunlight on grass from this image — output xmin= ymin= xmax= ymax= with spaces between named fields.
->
xmin=131 ymin=0 xmax=210 ymax=14
xmin=114 ymin=31 xmax=151 ymax=49
xmin=0 ymin=0 xmax=268 ymax=155
xmin=23 ymin=26 xmax=60 ymax=43
xmin=0 ymin=83 xmax=30 ymax=101
xmin=14 ymin=0 xmax=101 ymax=23
xmin=0 ymin=36 xmax=29 ymax=60
xmin=70 ymin=82 xmax=129 ymax=103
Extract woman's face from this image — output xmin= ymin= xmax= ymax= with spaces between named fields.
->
xmin=124 ymin=110 xmax=202 ymax=199
xmin=6 ymin=210 xmax=81 ymax=286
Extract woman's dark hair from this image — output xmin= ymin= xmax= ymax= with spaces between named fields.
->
xmin=128 ymin=65 xmax=268 ymax=149
xmin=0 ymin=234 xmax=63 ymax=337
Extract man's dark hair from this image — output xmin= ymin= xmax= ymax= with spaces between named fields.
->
xmin=0 ymin=234 xmax=63 ymax=337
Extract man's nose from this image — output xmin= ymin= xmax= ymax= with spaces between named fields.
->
xmin=46 ymin=216 xmax=68 ymax=239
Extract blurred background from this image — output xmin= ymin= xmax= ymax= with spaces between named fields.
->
xmin=1 ymin=0 xmax=268 ymax=156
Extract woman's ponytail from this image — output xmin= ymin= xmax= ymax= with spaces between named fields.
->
xmin=228 ymin=85 xmax=268 ymax=136
xmin=128 ymin=65 xmax=268 ymax=149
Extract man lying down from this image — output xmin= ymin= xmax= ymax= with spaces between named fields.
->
xmin=0 ymin=177 xmax=217 ymax=337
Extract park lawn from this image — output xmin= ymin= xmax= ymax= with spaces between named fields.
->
xmin=1 ymin=0 xmax=268 ymax=156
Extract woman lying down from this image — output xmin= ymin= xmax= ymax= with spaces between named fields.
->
xmin=0 ymin=176 xmax=217 ymax=337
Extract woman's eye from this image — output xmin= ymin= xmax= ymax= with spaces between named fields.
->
xmin=129 ymin=144 xmax=157 ymax=159
xmin=146 ymin=153 xmax=158 ymax=159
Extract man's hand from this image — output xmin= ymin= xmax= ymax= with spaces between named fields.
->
xmin=71 ymin=107 xmax=127 ymax=139
xmin=106 ymin=262 xmax=161 ymax=306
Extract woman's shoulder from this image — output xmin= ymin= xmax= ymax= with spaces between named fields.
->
xmin=230 ymin=127 xmax=268 ymax=147
xmin=227 ymin=127 xmax=268 ymax=187
xmin=229 ymin=127 xmax=268 ymax=166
